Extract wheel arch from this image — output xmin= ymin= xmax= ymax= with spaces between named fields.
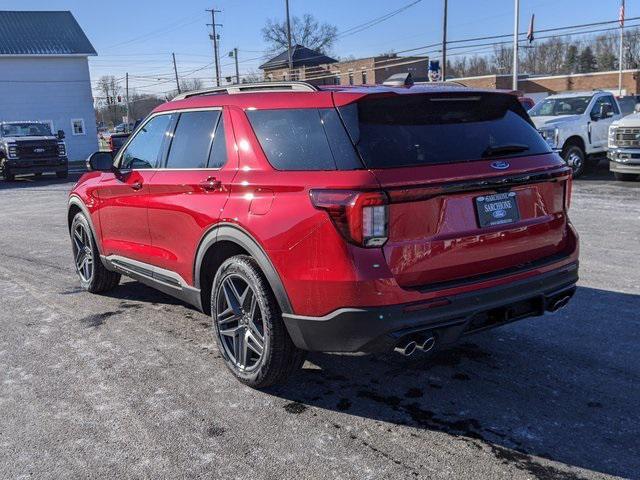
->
xmin=67 ymin=196 xmax=103 ymax=254
xmin=194 ymin=224 xmax=293 ymax=316
xmin=562 ymin=135 xmax=586 ymax=153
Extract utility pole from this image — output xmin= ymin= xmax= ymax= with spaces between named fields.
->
xmin=172 ymin=52 xmax=181 ymax=94
xmin=233 ymin=48 xmax=240 ymax=84
xmin=442 ymin=0 xmax=448 ymax=80
xmin=125 ymin=72 xmax=130 ymax=128
xmin=207 ymin=7 xmax=223 ymax=86
xmin=512 ymin=0 xmax=520 ymax=91
xmin=285 ymin=0 xmax=293 ymax=75
xmin=619 ymin=0 xmax=625 ymax=95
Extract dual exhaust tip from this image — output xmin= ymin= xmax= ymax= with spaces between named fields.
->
xmin=547 ymin=294 xmax=572 ymax=313
xmin=394 ymin=334 xmax=436 ymax=357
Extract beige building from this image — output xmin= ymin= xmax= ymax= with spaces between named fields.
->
xmin=260 ymin=44 xmax=429 ymax=86
xmin=451 ymin=69 xmax=640 ymax=96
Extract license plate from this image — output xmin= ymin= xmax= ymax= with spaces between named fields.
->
xmin=475 ymin=191 xmax=520 ymax=228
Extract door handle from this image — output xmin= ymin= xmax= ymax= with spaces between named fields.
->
xmin=201 ymin=176 xmax=222 ymax=191
xmin=131 ymin=181 xmax=143 ymax=191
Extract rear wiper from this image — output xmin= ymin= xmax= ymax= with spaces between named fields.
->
xmin=481 ymin=144 xmax=529 ymax=158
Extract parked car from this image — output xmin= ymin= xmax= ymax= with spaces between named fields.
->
xmin=518 ymin=96 xmax=535 ymax=110
xmin=108 ymin=132 xmax=130 ymax=154
xmin=0 ymin=121 xmax=68 ymax=181
xmin=113 ymin=122 xmax=133 ymax=133
xmin=529 ymin=90 xmax=622 ymax=177
xmin=607 ymin=114 xmax=640 ymax=181
xmin=615 ymin=95 xmax=639 ymax=116
xmin=68 ymin=82 xmax=579 ymax=388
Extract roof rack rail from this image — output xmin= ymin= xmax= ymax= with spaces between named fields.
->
xmin=172 ymin=81 xmax=319 ymax=100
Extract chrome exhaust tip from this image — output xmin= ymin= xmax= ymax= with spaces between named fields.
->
xmin=416 ymin=335 xmax=436 ymax=353
xmin=394 ymin=340 xmax=417 ymax=356
xmin=548 ymin=295 xmax=571 ymax=312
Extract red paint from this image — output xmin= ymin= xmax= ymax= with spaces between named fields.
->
xmin=70 ymin=86 xmax=579 ymax=317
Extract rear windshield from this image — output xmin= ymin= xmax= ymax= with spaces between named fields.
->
xmin=339 ymin=92 xmax=551 ymax=168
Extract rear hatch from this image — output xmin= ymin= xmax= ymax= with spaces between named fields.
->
xmin=335 ymin=89 xmax=573 ymax=289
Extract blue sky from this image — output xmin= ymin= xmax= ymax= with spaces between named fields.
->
xmin=2 ymin=0 xmax=637 ymax=96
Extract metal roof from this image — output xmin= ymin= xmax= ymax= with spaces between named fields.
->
xmin=0 ymin=11 xmax=96 ymax=56
xmin=259 ymin=45 xmax=337 ymax=70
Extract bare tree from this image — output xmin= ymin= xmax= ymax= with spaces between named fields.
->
xmin=241 ymin=70 xmax=265 ymax=83
xmin=96 ymin=76 xmax=122 ymax=126
xmin=262 ymin=14 xmax=337 ymax=54
xmin=493 ymin=45 xmax=513 ymax=74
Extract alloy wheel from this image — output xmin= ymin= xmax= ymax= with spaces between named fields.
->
xmin=215 ymin=274 xmax=266 ymax=372
xmin=72 ymin=223 xmax=94 ymax=283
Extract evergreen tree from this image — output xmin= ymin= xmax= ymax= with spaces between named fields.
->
xmin=564 ymin=45 xmax=579 ymax=74
xmin=578 ymin=46 xmax=597 ymax=73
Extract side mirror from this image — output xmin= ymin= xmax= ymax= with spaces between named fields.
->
xmin=86 ymin=151 xmax=114 ymax=172
xmin=57 ymin=129 xmax=65 ymax=140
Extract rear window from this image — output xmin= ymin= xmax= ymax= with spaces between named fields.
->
xmin=339 ymin=92 xmax=551 ymax=168
xmin=246 ymin=108 xmax=361 ymax=170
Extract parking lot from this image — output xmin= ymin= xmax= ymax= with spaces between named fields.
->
xmin=0 ymin=165 xmax=638 ymax=480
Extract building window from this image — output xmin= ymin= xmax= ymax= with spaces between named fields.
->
xmin=71 ymin=118 xmax=85 ymax=136
xmin=332 ymin=72 xmax=341 ymax=85
xmin=362 ymin=69 xmax=368 ymax=84
xmin=348 ymin=70 xmax=354 ymax=86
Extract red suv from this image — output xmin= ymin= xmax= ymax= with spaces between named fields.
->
xmin=68 ymin=82 xmax=579 ymax=388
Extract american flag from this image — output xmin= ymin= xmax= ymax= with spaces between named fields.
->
xmin=527 ymin=14 xmax=535 ymax=43
xmin=619 ymin=0 xmax=625 ymax=28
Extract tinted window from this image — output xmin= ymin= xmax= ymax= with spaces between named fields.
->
xmin=246 ymin=108 xmax=361 ymax=170
xmin=339 ymin=93 xmax=551 ymax=168
xmin=120 ymin=114 xmax=172 ymax=169
xmin=166 ymin=110 xmax=221 ymax=169
xmin=208 ymin=115 xmax=229 ymax=168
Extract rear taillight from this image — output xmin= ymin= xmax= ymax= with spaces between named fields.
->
xmin=564 ymin=176 xmax=572 ymax=211
xmin=310 ymin=190 xmax=389 ymax=247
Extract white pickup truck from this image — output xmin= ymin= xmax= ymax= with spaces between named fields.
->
xmin=529 ymin=91 xmax=623 ymax=177
xmin=607 ymin=114 xmax=640 ymax=181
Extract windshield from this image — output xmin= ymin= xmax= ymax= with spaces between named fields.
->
xmin=1 ymin=122 xmax=52 ymax=137
xmin=528 ymin=96 xmax=592 ymax=117
xmin=338 ymin=92 xmax=551 ymax=168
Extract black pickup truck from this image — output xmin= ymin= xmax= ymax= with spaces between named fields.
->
xmin=0 ymin=121 xmax=68 ymax=181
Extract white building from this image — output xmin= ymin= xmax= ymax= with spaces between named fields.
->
xmin=0 ymin=11 xmax=98 ymax=161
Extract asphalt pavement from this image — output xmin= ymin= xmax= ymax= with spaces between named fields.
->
xmin=0 ymin=164 xmax=638 ymax=479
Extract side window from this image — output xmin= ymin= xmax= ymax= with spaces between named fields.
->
xmin=605 ymin=95 xmax=620 ymax=114
xmin=246 ymin=109 xmax=337 ymax=170
xmin=165 ymin=110 xmax=221 ymax=169
xmin=120 ymin=114 xmax=172 ymax=170
xmin=208 ymin=114 xmax=229 ymax=169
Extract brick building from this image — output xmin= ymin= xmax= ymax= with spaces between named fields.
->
xmin=260 ymin=44 xmax=429 ymax=86
xmin=451 ymin=69 xmax=640 ymax=96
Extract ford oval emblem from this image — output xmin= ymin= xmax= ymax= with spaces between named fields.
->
xmin=490 ymin=161 xmax=510 ymax=170
xmin=492 ymin=209 xmax=507 ymax=219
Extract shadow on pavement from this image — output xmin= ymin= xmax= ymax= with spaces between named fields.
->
xmin=0 ymin=172 xmax=83 ymax=190
xmin=266 ymin=286 xmax=640 ymax=479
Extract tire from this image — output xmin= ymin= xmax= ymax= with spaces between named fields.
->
xmin=614 ymin=172 xmax=639 ymax=181
xmin=2 ymin=162 xmax=14 ymax=181
xmin=562 ymin=144 xmax=586 ymax=178
xmin=211 ymin=255 xmax=306 ymax=388
xmin=70 ymin=212 xmax=120 ymax=293
xmin=56 ymin=169 xmax=68 ymax=179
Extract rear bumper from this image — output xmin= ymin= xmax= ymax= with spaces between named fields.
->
xmin=283 ymin=262 xmax=578 ymax=353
